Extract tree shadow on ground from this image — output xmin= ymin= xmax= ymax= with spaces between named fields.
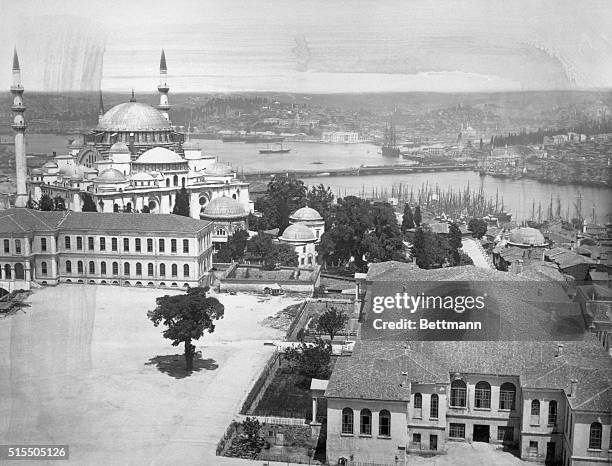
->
xmin=145 ymin=353 xmax=218 ymax=379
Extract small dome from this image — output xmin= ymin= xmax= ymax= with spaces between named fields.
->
xmin=95 ymin=168 xmax=127 ymax=183
xmin=205 ymin=162 xmax=234 ymax=176
xmin=182 ymin=140 xmax=200 ymax=150
xmin=290 ymin=206 xmax=323 ymax=222
xmin=110 ymin=141 xmax=130 ymax=153
xmin=280 ymin=223 xmax=316 ymax=242
xmin=31 ymin=168 xmax=42 ymax=175
xmin=508 ymin=227 xmax=546 ymax=246
xmin=97 ymin=102 xmax=171 ymax=131
xmin=136 ymin=147 xmax=184 ymax=164
xmin=201 ymin=196 xmax=247 ymax=219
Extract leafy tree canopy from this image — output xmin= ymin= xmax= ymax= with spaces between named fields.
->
xmin=81 ymin=193 xmax=97 ymax=212
xmin=38 ymin=194 xmax=54 ymax=211
xmin=172 ymin=187 xmax=190 ymax=217
xmin=468 ymin=218 xmax=488 ymax=239
xmin=284 ymin=338 xmax=332 ymax=379
xmin=216 ymin=229 xmax=250 ymax=263
xmin=316 ymin=306 xmax=349 ymax=341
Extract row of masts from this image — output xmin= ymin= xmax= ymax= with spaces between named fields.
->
xmin=334 ymin=182 xmax=590 ymax=225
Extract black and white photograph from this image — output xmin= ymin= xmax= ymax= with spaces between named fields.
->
xmin=0 ymin=1 xmax=611 ymax=465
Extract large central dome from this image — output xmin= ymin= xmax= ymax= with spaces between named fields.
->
xmin=97 ymin=102 xmax=172 ymax=131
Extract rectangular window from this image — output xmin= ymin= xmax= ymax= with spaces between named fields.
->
xmin=449 ymin=423 xmax=465 ymax=439
xmin=183 ymin=239 xmax=189 ymax=253
xmin=497 ymin=427 xmax=513 ymax=442
xmin=475 ymin=389 xmax=491 ymax=409
xmin=147 ymin=238 xmax=153 ymax=252
xmin=529 ymin=441 xmax=538 ymax=454
xmin=65 ymin=236 xmax=70 ymax=250
xmin=171 ymin=239 xmax=177 ymax=253
xmin=430 ymin=435 xmax=437 ymax=451
xmin=76 ymin=237 xmax=83 ymax=250
xmin=135 ymin=238 xmax=141 ymax=252
xmin=88 ymin=237 xmax=94 ymax=251
xmin=159 ymin=239 xmax=165 ymax=253
xmin=412 ymin=433 xmax=421 ymax=446
xmin=15 ymin=239 xmax=21 ymax=254
xmin=123 ymin=238 xmax=129 ymax=252
xmin=100 ymin=237 xmax=106 ymax=251
xmin=41 ymin=238 xmax=47 ymax=252
xmin=499 ymin=390 xmax=515 ymax=410
xmin=3 ymin=239 xmax=9 ymax=253
xmin=430 ymin=396 xmax=439 ymax=419
xmin=112 ymin=238 xmax=118 ymax=251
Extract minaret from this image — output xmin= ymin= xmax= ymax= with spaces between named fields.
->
xmin=98 ymin=89 xmax=105 ymax=123
xmin=11 ymin=48 xmax=28 ymax=208
xmin=157 ymin=49 xmax=170 ymax=122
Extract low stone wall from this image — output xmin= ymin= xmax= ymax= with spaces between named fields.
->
xmin=218 ymin=264 xmax=321 ymax=294
xmin=240 ymin=351 xmax=282 ymax=416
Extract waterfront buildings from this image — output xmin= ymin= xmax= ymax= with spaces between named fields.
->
xmin=0 ymin=208 xmax=214 ymax=291
xmin=322 ymin=131 xmax=360 ymax=144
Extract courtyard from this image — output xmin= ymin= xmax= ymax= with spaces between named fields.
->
xmin=0 ymin=285 xmax=301 ymax=465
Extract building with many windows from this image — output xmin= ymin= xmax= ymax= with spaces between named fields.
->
xmin=0 ymin=208 xmax=213 ymax=292
xmin=323 ymin=262 xmax=612 ymax=466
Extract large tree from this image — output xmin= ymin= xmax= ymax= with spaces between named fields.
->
xmin=254 ymin=176 xmax=307 ymax=231
xmin=215 ymin=229 xmax=249 ymax=263
xmin=401 ymin=203 xmax=415 ymax=232
xmin=247 ymin=233 xmax=298 ymax=270
xmin=316 ymin=306 xmax=349 ymax=341
xmin=448 ymin=222 xmax=462 ymax=250
xmin=38 ymin=194 xmax=54 ymax=211
xmin=147 ymin=287 xmax=224 ymax=371
xmin=306 ymin=184 xmax=334 ymax=222
xmin=468 ymin=218 xmax=488 ymax=239
xmin=284 ymin=338 xmax=332 ymax=379
xmin=53 ymin=196 xmax=66 ymax=211
xmin=413 ymin=205 xmax=422 ymax=227
xmin=172 ymin=187 xmax=190 ymax=217
xmin=81 ymin=193 xmax=97 ymax=212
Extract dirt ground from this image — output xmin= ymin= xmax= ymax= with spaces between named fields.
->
xmin=0 ymin=285 xmax=302 ymax=465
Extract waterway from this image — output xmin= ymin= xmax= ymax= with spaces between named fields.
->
xmin=19 ymin=134 xmax=612 ymax=224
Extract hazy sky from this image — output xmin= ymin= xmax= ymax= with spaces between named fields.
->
xmin=2 ymin=0 xmax=612 ymax=92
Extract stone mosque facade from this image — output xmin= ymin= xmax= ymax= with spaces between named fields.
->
xmin=25 ymin=50 xmax=252 ymax=221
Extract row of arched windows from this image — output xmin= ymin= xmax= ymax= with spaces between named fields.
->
xmin=64 ymin=260 xmax=190 ymax=278
xmin=448 ymin=381 xmax=516 ymax=410
xmin=1 ymin=263 xmax=25 ymax=279
xmin=341 ymin=408 xmax=390 ymax=437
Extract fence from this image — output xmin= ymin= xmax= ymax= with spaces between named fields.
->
xmin=215 ymin=420 xmax=239 ymax=456
xmin=236 ymin=414 xmax=307 ymax=426
xmin=240 ymin=350 xmax=281 ymax=415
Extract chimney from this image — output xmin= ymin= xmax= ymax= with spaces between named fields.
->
xmin=555 ymin=344 xmax=564 ymax=357
xmin=399 ymin=371 xmax=409 ymax=388
xmin=568 ymin=379 xmax=578 ymax=397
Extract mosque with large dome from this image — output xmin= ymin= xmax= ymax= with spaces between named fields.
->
xmin=26 ymin=50 xmax=251 ymax=224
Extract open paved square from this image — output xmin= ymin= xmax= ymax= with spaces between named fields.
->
xmin=0 ymin=285 xmax=302 ymax=465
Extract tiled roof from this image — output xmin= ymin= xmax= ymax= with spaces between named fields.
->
xmin=326 ymin=339 xmax=612 ymax=412
xmin=0 ymin=209 xmax=211 ymax=235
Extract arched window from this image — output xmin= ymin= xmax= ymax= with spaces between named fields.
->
xmin=499 ymin=382 xmax=516 ymax=410
xmin=101 ymin=262 xmax=107 ymax=275
xmin=166 ymin=179 xmax=170 ymax=188
xmin=77 ymin=261 xmax=83 ymax=274
xmin=148 ymin=263 xmax=154 ymax=276
xmin=379 ymin=410 xmax=391 ymax=437
xmin=341 ymin=408 xmax=353 ymax=434
xmin=531 ymin=399 xmax=540 ymax=425
xmin=414 ymin=393 xmax=422 ymax=418
xmin=589 ymin=422 xmax=602 ymax=449
xmin=89 ymin=261 xmax=95 ymax=274
xmin=360 ymin=409 xmax=372 ymax=435
xmin=124 ymin=262 xmax=130 ymax=276
xmin=160 ymin=263 xmax=166 ymax=276
xmin=171 ymin=264 xmax=177 ymax=277
xmin=547 ymin=400 xmax=557 ymax=425
xmin=430 ymin=394 xmax=439 ymax=418
xmin=4 ymin=264 xmax=11 ymax=279
xmin=173 ymin=175 xmax=178 ymax=186
xmin=136 ymin=263 xmax=142 ymax=276
xmin=183 ymin=264 xmax=189 ymax=277
xmin=450 ymin=380 xmax=467 ymax=407
xmin=475 ymin=381 xmax=491 ymax=409
xmin=66 ymin=260 xmax=72 ymax=273
xmin=41 ymin=262 xmax=48 ymax=275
